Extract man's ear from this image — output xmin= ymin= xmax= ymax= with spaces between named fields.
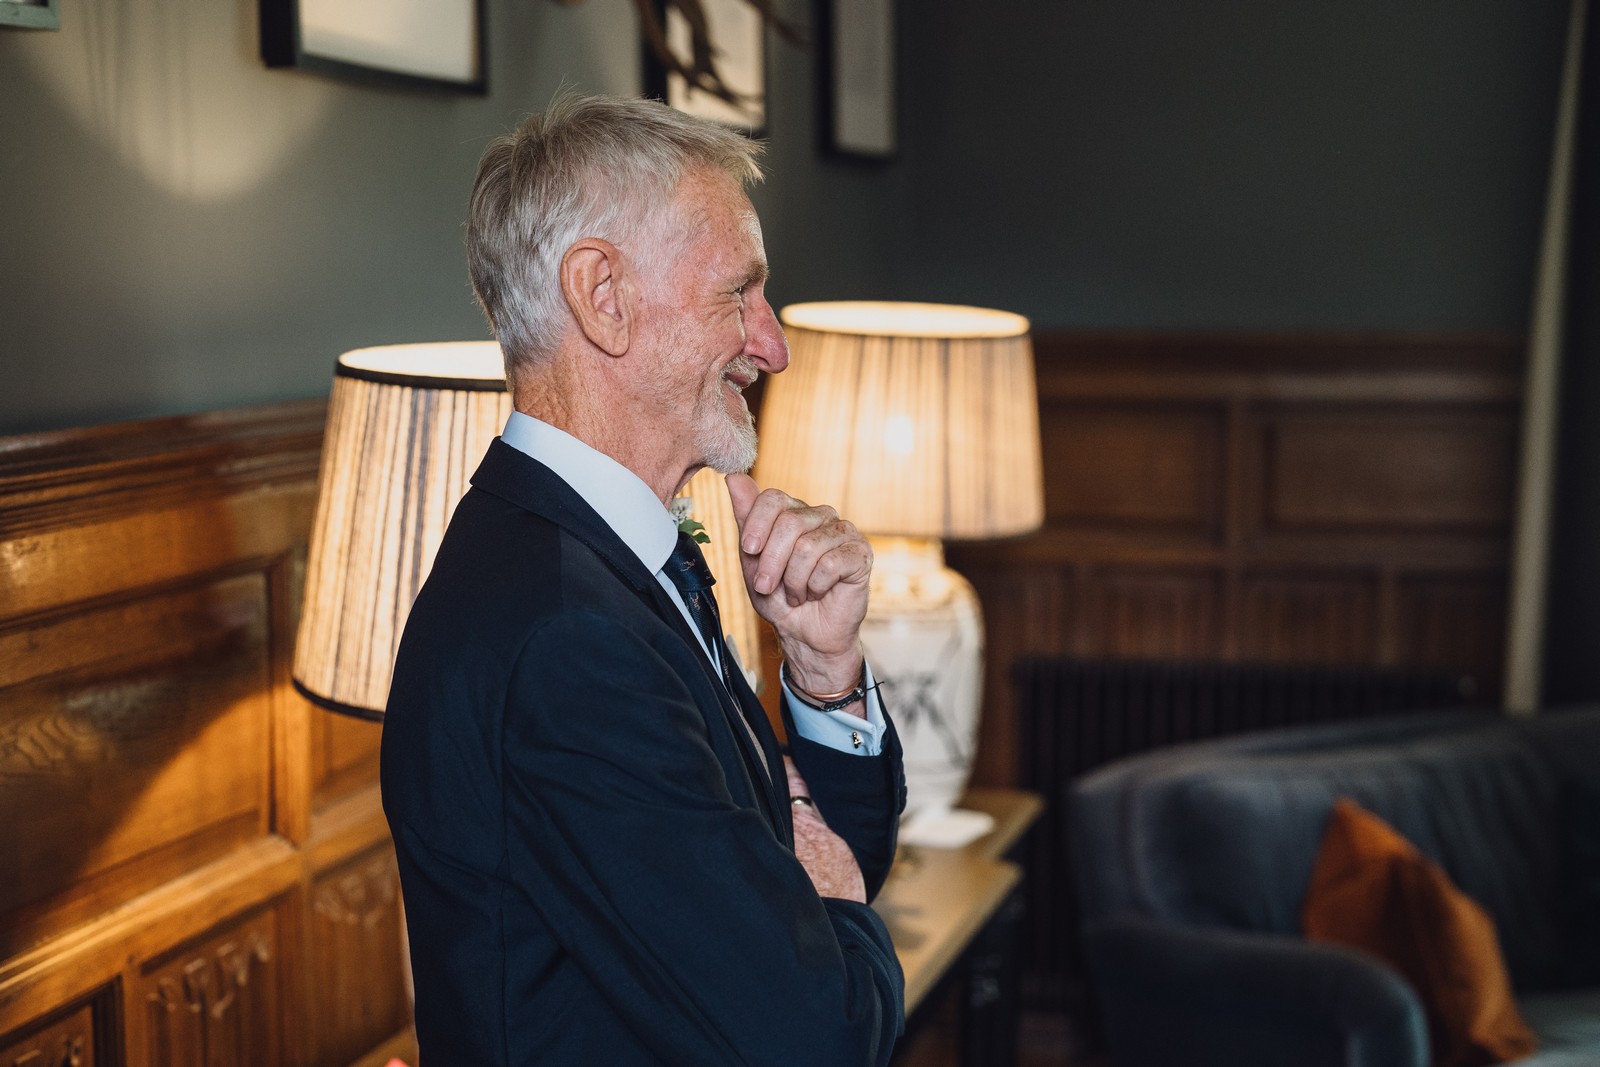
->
xmin=559 ymin=238 xmax=631 ymax=357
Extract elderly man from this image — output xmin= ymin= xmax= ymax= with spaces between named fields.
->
xmin=380 ymin=94 xmax=906 ymax=1065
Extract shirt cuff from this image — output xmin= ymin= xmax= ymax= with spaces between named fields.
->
xmin=782 ymin=662 xmax=886 ymax=756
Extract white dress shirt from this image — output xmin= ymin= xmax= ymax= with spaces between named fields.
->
xmin=500 ymin=412 xmax=886 ymax=756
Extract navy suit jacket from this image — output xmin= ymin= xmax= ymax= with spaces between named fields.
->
xmin=381 ymin=439 xmax=906 ymax=1066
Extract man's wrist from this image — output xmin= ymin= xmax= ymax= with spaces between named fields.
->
xmin=779 ymin=641 xmax=865 ymax=700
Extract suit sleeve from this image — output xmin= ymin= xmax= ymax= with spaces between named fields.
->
xmin=501 ymin=610 xmax=903 ymax=1067
xmin=782 ymin=696 xmax=905 ymax=902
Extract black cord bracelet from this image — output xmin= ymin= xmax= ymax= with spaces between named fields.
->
xmin=782 ymin=662 xmax=870 ymax=713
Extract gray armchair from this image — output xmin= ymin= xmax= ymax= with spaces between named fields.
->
xmin=1069 ymin=709 xmax=1600 ymax=1067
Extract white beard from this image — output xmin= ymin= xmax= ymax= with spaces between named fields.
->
xmin=696 ymin=356 xmax=759 ymax=474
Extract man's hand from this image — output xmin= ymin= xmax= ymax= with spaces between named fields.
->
xmin=785 ymin=756 xmax=866 ymax=903
xmin=725 ymin=473 xmax=872 ymax=699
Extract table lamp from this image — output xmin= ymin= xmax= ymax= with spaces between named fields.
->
xmin=294 ymin=342 xmax=763 ymax=720
xmin=754 ymin=302 xmax=1044 ymax=821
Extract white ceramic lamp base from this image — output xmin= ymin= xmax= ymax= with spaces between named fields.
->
xmin=860 ymin=537 xmax=984 ymax=821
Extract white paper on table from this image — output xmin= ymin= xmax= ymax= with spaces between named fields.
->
xmin=899 ymin=807 xmax=996 ymax=849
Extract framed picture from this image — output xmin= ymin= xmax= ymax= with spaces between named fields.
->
xmin=0 ymin=0 xmax=60 ymax=31
xmin=260 ymin=0 xmax=486 ymax=93
xmin=818 ymin=0 xmax=896 ymax=159
xmin=643 ymin=0 xmax=766 ymax=134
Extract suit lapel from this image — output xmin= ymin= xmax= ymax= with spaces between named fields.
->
xmin=637 ymin=579 xmax=789 ymax=837
xmin=470 ymin=439 xmax=788 ymax=836
xmin=725 ymin=651 xmax=793 ymax=847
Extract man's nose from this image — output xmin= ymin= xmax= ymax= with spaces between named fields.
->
xmin=745 ymin=294 xmax=790 ymax=373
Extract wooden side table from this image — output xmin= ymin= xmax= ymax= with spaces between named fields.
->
xmin=876 ymin=788 xmax=1045 ymax=1067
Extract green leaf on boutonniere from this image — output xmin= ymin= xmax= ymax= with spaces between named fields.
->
xmin=678 ymin=517 xmax=710 ymax=545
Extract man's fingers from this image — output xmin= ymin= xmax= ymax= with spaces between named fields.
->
xmin=781 ymin=520 xmax=867 ymax=606
xmin=803 ymin=535 xmax=872 ymax=601
xmin=735 ymin=486 xmax=796 ymax=558
xmin=792 ymin=815 xmax=867 ymax=903
xmin=783 ymin=755 xmax=810 ymax=799
xmin=750 ymin=501 xmax=835 ymax=600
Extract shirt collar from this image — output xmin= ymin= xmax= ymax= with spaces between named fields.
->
xmin=500 ymin=411 xmax=679 ymax=575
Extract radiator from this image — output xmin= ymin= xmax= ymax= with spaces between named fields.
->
xmin=1012 ymin=656 xmax=1477 ymax=1010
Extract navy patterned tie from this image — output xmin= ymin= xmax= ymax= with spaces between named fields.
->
xmin=664 ymin=531 xmax=770 ymax=778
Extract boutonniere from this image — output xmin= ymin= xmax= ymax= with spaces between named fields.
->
xmin=670 ymin=497 xmax=710 ymax=544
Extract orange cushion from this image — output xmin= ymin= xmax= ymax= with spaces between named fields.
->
xmin=1302 ymin=798 xmax=1537 ymax=1067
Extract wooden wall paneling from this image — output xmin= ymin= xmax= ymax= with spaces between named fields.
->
xmin=128 ymin=902 xmax=283 ymax=1067
xmin=1078 ymin=568 xmax=1223 ymax=661
xmin=306 ymin=848 xmax=406 ymax=1067
xmin=953 ymin=333 xmax=1523 ymax=789
xmin=0 ymin=570 xmax=275 ymax=959
xmin=1038 ymin=401 xmax=1225 ymax=542
xmin=1392 ymin=574 xmax=1509 ymax=698
xmin=1237 ymin=570 xmax=1381 ymax=663
xmin=0 ymin=995 xmax=101 ymax=1067
xmin=1254 ymin=405 xmax=1516 ymax=535
xmin=275 ymin=548 xmax=315 ymax=848
xmin=299 ymin=783 xmax=407 ymax=1066
xmin=956 ymin=563 xmax=1073 ymax=789
xmin=312 ymin=715 xmax=383 ymax=810
xmin=1 ymin=489 xmax=319 ymax=626
xmin=0 ymin=837 xmax=299 ymax=1048
xmin=1220 ymin=396 xmax=1253 ymax=660
xmin=0 ymin=400 xmax=417 ymax=1065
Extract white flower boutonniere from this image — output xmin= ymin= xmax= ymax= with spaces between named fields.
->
xmin=670 ymin=497 xmax=710 ymax=545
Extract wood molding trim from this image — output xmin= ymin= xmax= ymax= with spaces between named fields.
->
xmin=0 ymin=400 xmax=325 ymax=540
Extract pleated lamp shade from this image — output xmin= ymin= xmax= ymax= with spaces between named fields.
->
xmin=672 ymin=472 xmax=766 ymax=688
xmin=755 ymin=302 xmax=1045 ymax=540
xmin=294 ymin=343 xmax=508 ymax=719
xmin=293 ymin=342 xmax=764 ymax=719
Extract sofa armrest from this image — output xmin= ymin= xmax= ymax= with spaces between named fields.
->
xmin=1084 ymin=914 xmax=1428 ymax=1067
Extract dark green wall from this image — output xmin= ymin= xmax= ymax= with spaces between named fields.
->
xmin=0 ymin=0 xmax=1569 ymax=435
xmin=880 ymin=0 xmax=1568 ymax=330
xmin=0 ymin=0 xmax=901 ymax=433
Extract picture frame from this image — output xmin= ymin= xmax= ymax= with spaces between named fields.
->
xmin=0 ymin=0 xmax=60 ymax=31
xmin=260 ymin=0 xmax=486 ymax=94
xmin=818 ymin=0 xmax=896 ymax=160
xmin=643 ymin=0 xmax=767 ymax=135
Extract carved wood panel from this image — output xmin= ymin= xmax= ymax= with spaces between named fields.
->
xmin=308 ymin=849 xmax=406 ymax=1067
xmin=950 ymin=333 xmax=1521 ymax=787
xmin=0 ymin=1002 xmax=95 ymax=1067
xmin=133 ymin=907 xmax=280 ymax=1067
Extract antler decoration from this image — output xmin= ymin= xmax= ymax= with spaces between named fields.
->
xmin=553 ymin=0 xmax=806 ymax=108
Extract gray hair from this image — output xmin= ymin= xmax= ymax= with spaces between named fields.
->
xmin=466 ymin=93 xmax=764 ymax=379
